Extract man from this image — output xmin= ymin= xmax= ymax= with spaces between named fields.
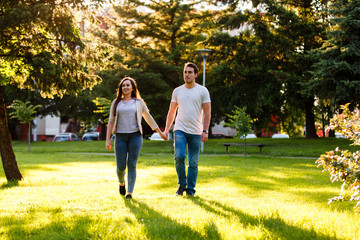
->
xmin=164 ymin=62 xmax=211 ymax=197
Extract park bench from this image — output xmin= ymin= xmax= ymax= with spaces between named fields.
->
xmin=222 ymin=143 xmax=265 ymax=155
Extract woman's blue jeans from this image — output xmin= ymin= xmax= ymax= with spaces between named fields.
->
xmin=115 ymin=131 xmax=142 ymax=193
xmin=174 ymin=130 xmax=201 ymax=194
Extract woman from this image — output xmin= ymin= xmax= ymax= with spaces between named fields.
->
xmin=106 ymin=77 xmax=167 ymax=199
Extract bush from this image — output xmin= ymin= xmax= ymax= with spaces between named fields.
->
xmin=316 ymin=104 xmax=360 ymax=212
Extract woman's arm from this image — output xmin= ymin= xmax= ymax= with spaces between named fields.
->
xmin=141 ymin=101 xmax=160 ymax=130
xmin=155 ymin=128 xmax=168 ymax=140
xmin=106 ymin=121 xmax=114 ymax=151
xmin=141 ymin=101 xmax=167 ymax=140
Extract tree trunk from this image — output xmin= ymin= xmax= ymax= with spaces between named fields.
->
xmin=0 ymin=86 xmax=23 ymax=181
xmin=244 ymin=137 xmax=247 ymax=157
xmin=27 ymin=122 xmax=31 ymax=152
xmin=100 ymin=122 xmax=106 ymax=140
xmin=305 ymin=97 xmax=319 ymax=139
xmin=321 ymin=112 xmax=326 ymax=138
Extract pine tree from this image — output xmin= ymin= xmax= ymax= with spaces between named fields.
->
xmin=208 ymin=0 xmax=327 ymax=138
xmin=310 ymin=0 xmax=360 ymax=106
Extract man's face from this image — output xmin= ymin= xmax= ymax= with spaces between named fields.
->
xmin=183 ymin=66 xmax=197 ymax=84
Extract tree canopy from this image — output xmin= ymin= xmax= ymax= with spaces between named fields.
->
xmin=309 ymin=0 xmax=360 ymax=107
xmin=90 ymin=0 xmax=219 ymax=127
xmin=0 ymin=0 xmax=105 ymax=181
xmin=0 ymin=0 xmax=104 ymax=97
xmin=206 ymin=0 xmax=327 ymax=138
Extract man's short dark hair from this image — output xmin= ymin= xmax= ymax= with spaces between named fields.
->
xmin=184 ymin=62 xmax=199 ymax=75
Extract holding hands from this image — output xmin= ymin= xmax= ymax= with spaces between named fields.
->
xmin=158 ymin=130 xmax=168 ymax=141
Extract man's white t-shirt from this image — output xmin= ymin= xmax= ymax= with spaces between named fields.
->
xmin=171 ymin=83 xmax=211 ymax=135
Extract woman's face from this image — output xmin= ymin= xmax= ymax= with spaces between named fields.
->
xmin=122 ymin=80 xmax=133 ymax=96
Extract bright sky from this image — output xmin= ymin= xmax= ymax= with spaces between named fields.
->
xmin=113 ymin=0 xmax=255 ymax=13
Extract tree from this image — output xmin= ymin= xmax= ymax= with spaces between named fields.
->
xmin=208 ymin=0 xmax=327 ymax=138
xmin=309 ymin=0 xmax=360 ymax=107
xmin=90 ymin=0 xmax=219 ymax=127
xmin=0 ymin=0 xmax=105 ymax=181
xmin=93 ymin=97 xmax=112 ymax=139
xmin=206 ymin=30 xmax=285 ymax=136
xmin=8 ymin=100 xmax=41 ymax=152
xmin=224 ymin=106 xmax=254 ymax=155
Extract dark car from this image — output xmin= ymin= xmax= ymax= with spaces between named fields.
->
xmin=53 ymin=133 xmax=80 ymax=142
xmin=211 ymin=132 xmax=225 ymax=139
xmin=82 ymin=132 xmax=100 ymax=141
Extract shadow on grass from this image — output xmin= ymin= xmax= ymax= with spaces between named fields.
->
xmin=149 ymin=156 xmax=342 ymax=206
xmin=124 ymin=199 xmax=221 ymax=239
xmin=0 ymin=209 xmax=96 ymax=240
xmin=190 ymin=196 xmax=334 ymax=239
xmin=0 ymin=180 xmax=19 ymax=189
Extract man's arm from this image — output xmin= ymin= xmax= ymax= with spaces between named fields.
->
xmin=164 ymin=102 xmax=178 ymax=138
xmin=201 ymin=102 xmax=211 ymax=142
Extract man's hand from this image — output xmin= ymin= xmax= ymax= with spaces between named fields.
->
xmin=201 ymin=132 xmax=208 ymax=142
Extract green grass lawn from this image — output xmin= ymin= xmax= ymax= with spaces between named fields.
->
xmin=1 ymin=138 xmax=360 ymax=239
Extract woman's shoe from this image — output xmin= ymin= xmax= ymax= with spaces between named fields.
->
xmin=119 ymin=184 xmax=126 ymax=196
xmin=125 ymin=194 xmax=132 ymax=199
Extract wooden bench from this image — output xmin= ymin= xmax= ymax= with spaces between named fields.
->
xmin=222 ymin=143 xmax=265 ymax=154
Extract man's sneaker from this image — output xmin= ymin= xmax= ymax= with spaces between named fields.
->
xmin=126 ymin=194 xmax=132 ymax=199
xmin=186 ymin=189 xmax=195 ymax=197
xmin=175 ymin=186 xmax=186 ymax=196
xmin=119 ymin=184 xmax=126 ymax=196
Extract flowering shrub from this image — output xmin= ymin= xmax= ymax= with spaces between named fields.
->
xmin=316 ymin=104 xmax=360 ymax=212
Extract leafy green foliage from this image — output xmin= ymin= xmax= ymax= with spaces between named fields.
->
xmin=0 ymin=0 xmax=105 ymax=181
xmin=328 ymin=103 xmax=360 ymax=145
xmin=8 ymin=100 xmax=41 ymax=124
xmin=224 ymin=106 xmax=254 ymax=138
xmin=0 ymin=0 xmax=105 ymax=97
xmin=316 ymin=104 xmax=360 ymax=212
xmin=90 ymin=0 xmax=219 ymax=126
xmin=208 ymin=0 xmax=327 ymax=138
xmin=93 ymin=97 xmax=111 ymax=124
xmin=309 ymin=0 xmax=360 ymax=106
xmin=8 ymin=100 xmax=41 ymax=152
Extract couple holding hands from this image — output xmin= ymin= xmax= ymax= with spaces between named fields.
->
xmin=106 ymin=62 xmax=211 ymax=199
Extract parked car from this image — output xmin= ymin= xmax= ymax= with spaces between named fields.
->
xmin=82 ymin=132 xmax=100 ymax=141
xmin=211 ymin=132 xmax=225 ymax=139
xmin=149 ymin=132 xmax=164 ymax=141
xmin=53 ymin=133 xmax=80 ymax=142
xmin=239 ymin=133 xmax=257 ymax=139
xmin=335 ymin=133 xmax=346 ymax=139
xmin=272 ymin=133 xmax=289 ymax=138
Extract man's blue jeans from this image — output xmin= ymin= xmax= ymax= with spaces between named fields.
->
xmin=174 ymin=130 xmax=201 ymax=194
xmin=115 ymin=131 xmax=142 ymax=193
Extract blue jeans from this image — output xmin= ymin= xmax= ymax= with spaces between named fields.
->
xmin=174 ymin=130 xmax=201 ymax=194
xmin=115 ymin=131 xmax=142 ymax=193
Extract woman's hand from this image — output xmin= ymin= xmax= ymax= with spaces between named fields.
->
xmin=106 ymin=140 xmax=112 ymax=151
